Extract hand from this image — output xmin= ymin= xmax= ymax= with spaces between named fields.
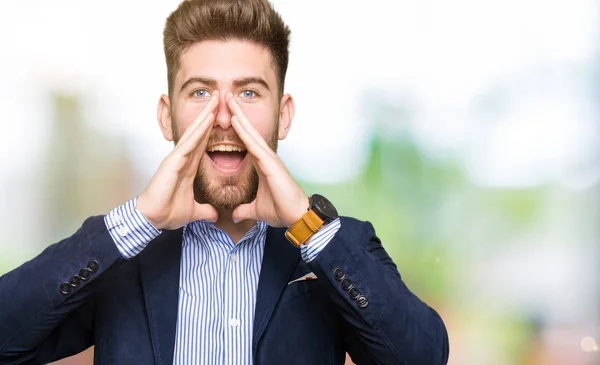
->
xmin=136 ymin=91 xmax=220 ymax=230
xmin=226 ymin=92 xmax=309 ymax=228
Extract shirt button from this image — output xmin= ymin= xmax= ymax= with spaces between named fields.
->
xmin=113 ymin=213 xmax=122 ymax=222
xmin=229 ymin=318 xmax=239 ymax=327
xmin=231 ymin=253 xmax=238 ymax=263
xmin=117 ymin=226 xmax=128 ymax=237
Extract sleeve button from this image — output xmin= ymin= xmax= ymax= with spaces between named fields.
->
xmin=59 ymin=283 xmax=71 ymax=295
xmin=87 ymin=260 xmax=99 ymax=273
xmin=78 ymin=268 xmax=91 ymax=281
xmin=69 ymin=276 xmax=81 ymax=288
xmin=341 ymin=278 xmax=354 ymax=291
xmin=349 ymin=287 xmax=361 ymax=299
xmin=356 ymin=296 xmax=369 ymax=308
xmin=334 ymin=268 xmax=345 ymax=281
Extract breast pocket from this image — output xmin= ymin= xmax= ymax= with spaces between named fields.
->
xmin=280 ymin=279 xmax=321 ymax=305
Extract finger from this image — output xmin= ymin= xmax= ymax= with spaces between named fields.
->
xmin=178 ymin=90 xmax=219 ymax=145
xmin=178 ymin=112 xmax=216 ymax=156
xmin=231 ymin=115 xmax=272 ymax=164
xmin=225 ymin=93 xmax=272 ymax=151
xmin=178 ymin=90 xmax=220 ymax=145
xmin=232 ymin=201 xmax=257 ymax=223
xmin=187 ymin=120 xmax=214 ymax=172
xmin=193 ymin=203 xmax=218 ymax=222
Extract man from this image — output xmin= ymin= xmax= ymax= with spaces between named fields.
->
xmin=0 ymin=0 xmax=449 ymax=364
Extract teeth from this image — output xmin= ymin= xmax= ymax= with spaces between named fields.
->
xmin=207 ymin=144 xmax=246 ymax=152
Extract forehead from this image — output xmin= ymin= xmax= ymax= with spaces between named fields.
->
xmin=176 ymin=40 xmax=276 ymax=88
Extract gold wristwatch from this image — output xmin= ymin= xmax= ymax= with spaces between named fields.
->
xmin=285 ymin=194 xmax=338 ymax=247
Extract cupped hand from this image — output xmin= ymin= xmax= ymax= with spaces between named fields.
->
xmin=226 ymin=92 xmax=309 ymax=228
xmin=136 ymin=91 xmax=220 ymax=230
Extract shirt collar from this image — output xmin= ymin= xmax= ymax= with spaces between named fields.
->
xmin=186 ymin=219 xmax=268 ymax=247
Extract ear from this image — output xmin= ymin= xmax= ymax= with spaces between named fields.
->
xmin=277 ymin=94 xmax=295 ymax=140
xmin=157 ymin=94 xmax=174 ymax=141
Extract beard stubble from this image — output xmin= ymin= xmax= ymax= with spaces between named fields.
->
xmin=172 ymin=118 xmax=279 ymax=211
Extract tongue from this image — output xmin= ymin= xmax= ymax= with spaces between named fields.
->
xmin=210 ymin=151 xmax=244 ymax=169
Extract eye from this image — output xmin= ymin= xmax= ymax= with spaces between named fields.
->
xmin=239 ymin=90 xmax=257 ymax=99
xmin=193 ymin=89 xmax=211 ymax=99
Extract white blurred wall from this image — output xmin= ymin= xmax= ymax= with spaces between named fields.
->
xmin=1 ymin=1 xmax=599 ymax=364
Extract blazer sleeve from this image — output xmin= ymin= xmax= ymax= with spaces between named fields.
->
xmin=0 ymin=215 xmax=125 ymax=364
xmin=305 ymin=216 xmax=449 ymax=365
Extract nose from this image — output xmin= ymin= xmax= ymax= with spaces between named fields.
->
xmin=214 ymin=91 xmax=232 ymax=130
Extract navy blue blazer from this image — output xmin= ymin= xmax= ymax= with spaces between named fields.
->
xmin=0 ymin=216 xmax=448 ymax=364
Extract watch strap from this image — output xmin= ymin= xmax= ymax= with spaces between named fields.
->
xmin=285 ymin=209 xmax=324 ymax=247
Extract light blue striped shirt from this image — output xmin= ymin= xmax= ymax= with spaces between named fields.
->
xmin=104 ymin=198 xmax=341 ymax=364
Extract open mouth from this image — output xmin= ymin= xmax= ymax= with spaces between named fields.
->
xmin=206 ymin=143 xmax=248 ymax=173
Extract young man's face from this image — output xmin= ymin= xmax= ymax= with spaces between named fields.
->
xmin=158 ymin=40 xmax=294 ymax=210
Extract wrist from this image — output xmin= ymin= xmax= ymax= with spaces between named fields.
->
xmin=136 ymin=194 xmax=164 ymax=230
xmin=286 ymin=195 xmax=310 ymax=228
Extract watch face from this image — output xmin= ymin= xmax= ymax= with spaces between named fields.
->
xmin=311 ymin=194 xmax=338 ymax=221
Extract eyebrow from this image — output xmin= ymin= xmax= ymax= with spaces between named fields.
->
xmin=180 ymin=77 xmax=216 ymax=92
xmin=180 ymin=76 xmax=270 ymax=93
xmin=232 ymin=77 xmax=270 ymax=91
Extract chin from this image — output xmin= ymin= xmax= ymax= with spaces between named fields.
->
xmin=208 ymin=185 xmax=253 ymax=211
xmin=193 ymin=166 xmax=258 ymax=211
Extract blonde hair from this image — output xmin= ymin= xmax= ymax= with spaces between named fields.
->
xmin=163 ymin=0 xmax=291 ymax=96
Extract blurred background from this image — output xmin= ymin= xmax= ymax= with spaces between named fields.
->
xmin=0 ymin=0 xmax=599 ymax=364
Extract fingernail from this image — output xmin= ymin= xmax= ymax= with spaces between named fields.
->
xmin=226 ymin=91 xmax=233 ymax=100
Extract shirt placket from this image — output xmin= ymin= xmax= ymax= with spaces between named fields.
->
xmin=222 ymin=240 xmax=243 ymax=365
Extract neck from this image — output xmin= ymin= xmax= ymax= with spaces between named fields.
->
xmin=214 ymin=209 xmax=256 ymax=244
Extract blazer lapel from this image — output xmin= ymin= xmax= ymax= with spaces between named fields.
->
xmin=252 ymin=226 xmax=301 ymax=357
xmin=140 ymin=228 xmax=184 ymax=365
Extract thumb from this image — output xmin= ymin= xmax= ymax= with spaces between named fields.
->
xmin=232 ymin=201 xmax=256 ymax=223
xmin=193 ymin=203 xmax=218 ymax=223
